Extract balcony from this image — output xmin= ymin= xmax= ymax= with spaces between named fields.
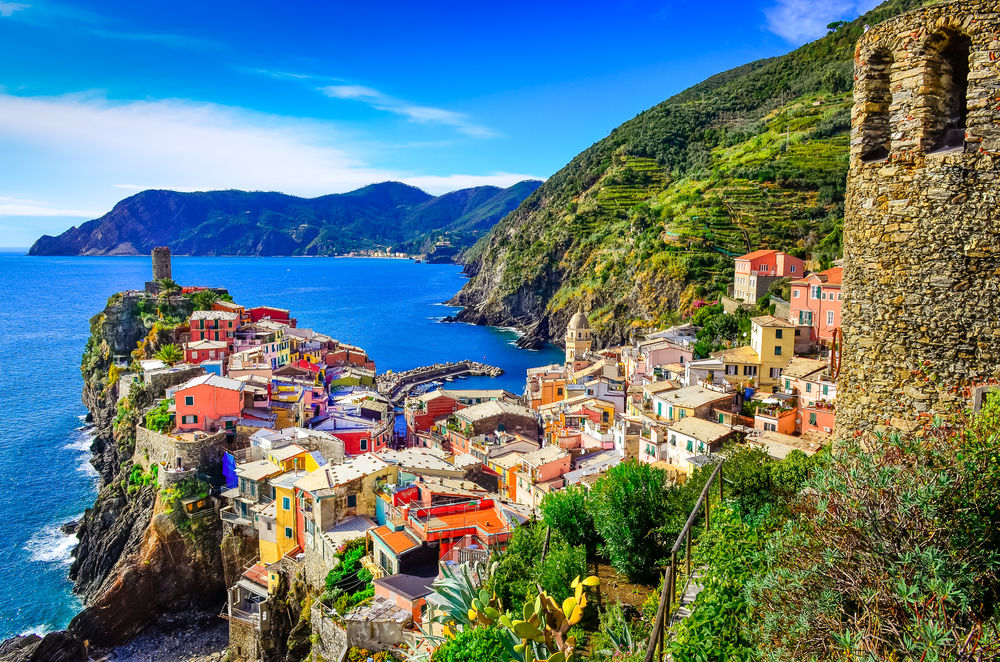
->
xmin=220 ymin=507 xmax=252 ymax=528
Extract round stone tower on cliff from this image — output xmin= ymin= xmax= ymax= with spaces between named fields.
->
xmin=837 ymin=1 xmax=1000 ymax=435
xmin=151 ymin=247 xmax=172 ymax=281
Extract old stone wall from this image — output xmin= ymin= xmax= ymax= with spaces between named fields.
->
xmin=839 ymin=1 xmax=1000 ymax=434
xmin=134 ymin=427 xmax=226 ymax=472
xmin=229 ymin=619 xmax=262 ymax=662
xmin=145 ymin=365 xmax=205 ymax=398
xmin=310 ymin=603 xmax=348 ymax=662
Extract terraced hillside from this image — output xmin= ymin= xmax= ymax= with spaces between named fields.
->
xmin=452 ymin=0 xmax=920 ymax=347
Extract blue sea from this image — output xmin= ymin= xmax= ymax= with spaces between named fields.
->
xmin=0 ymin=254 xmax=562 ymax=640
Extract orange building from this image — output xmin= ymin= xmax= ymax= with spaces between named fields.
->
xmin=174 ymin=374 xmax=244 ymax=431
xmin=789 ymin=267 xmax=842 ymax=342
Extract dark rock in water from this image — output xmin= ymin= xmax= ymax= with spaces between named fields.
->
xmin=0 ymin=632 xmax=86 ymax=662
xmin=515 ymin=334 xmax=545 ymax=350
xmin=440 ymin=315 xmax=456 ymax=323
xmin=59 ymin=520 xmax=80 ymax=536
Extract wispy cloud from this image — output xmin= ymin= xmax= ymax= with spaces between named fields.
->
xmin=0 ymin=1 xmax=30 ymax=17
xmin=0 ymin=204 xmax=99 ymax=216
xmin=0 ymin=91 xmax=539 ymax=222
xmin=319 ymin=83 xmax=498 ymax=139
xmin=764 ymin=0 xmax=880 ymax=43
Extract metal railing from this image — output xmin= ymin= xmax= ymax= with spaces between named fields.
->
xmin=644 ymin=459 xmax=725 ymax=662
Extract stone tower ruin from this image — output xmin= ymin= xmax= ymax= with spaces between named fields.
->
xmin=152 ymin=247 xmax=172 ymax=281
xmin=837 ymin=1 xmax=1000 ymax=434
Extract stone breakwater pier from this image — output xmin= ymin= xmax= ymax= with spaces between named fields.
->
xmin=378 ymin=360 xmax=504 ymax=403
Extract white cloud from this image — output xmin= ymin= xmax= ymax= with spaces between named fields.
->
xmin=0 ymin=1 xmax=30 ymax=17
xmin=0 ymin=92 xmax=540 ymax=223
xmin=764 ymin=0 xmax=880 ymax=43
xmin=319 ymin=84 xmax=498 ymax=139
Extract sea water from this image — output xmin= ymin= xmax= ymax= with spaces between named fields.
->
xmin=0 ymin=254 xmax=562 ymax=640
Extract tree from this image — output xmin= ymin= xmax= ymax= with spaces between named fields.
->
xmin=156 ymin=278 xmax=181 ymax=304
xmin=153 ymin=343 xmax=183 ymax=366
xmin=539 ymin=484 xmax=599 ymax=556
xmin=189 ymin=290 xmax=219 ymax=311
xmin=590 ymin=460 xmax=672 ymax=580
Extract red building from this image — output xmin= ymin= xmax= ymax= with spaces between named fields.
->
xmin=189 ymin=310 xmax=240 ymax=347
xmin=733 ymin=250 xmax=805 ymax=304
xmin=404 ymin=391 xmax=467 ymax=445
xmin=249 ymin=306 xmax=296 ymax=327
xmin=788 ymin=267 xmax=842 ymax=342
xmin=184 ymin=339 xmax=229 ymax=366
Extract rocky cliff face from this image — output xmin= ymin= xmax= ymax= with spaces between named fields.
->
xmin=1 ymin=293 xmax=226 ymax=660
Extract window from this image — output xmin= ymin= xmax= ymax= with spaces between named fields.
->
xmin=214 ymin=331 xmax=219 ymax=341
xmin=775 ymin=329 xmax=783 ymax=339
xmin=698 ymin=442 xmax=705 ymax=452
xmin=718 ymin=413 xmax=724 ymax=423
xmin=806 ymin=383 xmax=813 ymax=393
xmin=926 ymin=30 xmax=972 ymax=152
xmin=795 ymin=329 xmax=801 ymax=336
xmin=184 ymin=396 xmax=194 ymax=406
xmin=266 ymin=522 xmax=272 ymax=531
xmin=725 ymin=365 xmax=737 ymax=376
xmin=809 ymin=412 xmax=817 ymax=426
xmin=284 ymin=527 xmax=293 ymax=539
xmin=360 ymin=438 xmax=368 ymax=451
xmin=822 ymin=384 xmax=829 ymax=396
xmin=793 ymin=290 xmax=800 ymax=299
xmin=556 ymin=388 xmax=563 ymax=396
xmin=785 ymin=379 xmax=792 ymax=391
xmin=670 ymin=435 xmax=677 ymax=446
xmin=190 ymin=352 xmax=197 ymax=360
xmin=282 ymin=497 xmax=290 ymax=510
xmin=827 ymin=310 xmax=835 ymax=326
xmin=774 ymin=346 xmax=782 ymax=356
xmin=821 ymin=292 xmax=827 ymax=300
xmin=347 ymin=494 xmax=357 ymax=507
xmin=811 ymin=286 xmax=821 ymax=299
xmin=837 ymin=293 xmax=842 ymax=301
xmin=646 ymin=444 xmax=655 ymax=456
xmin=743 ymin=365 xmax=757 ymax=377
xmin=799 ymin=311 xmax=813 ymax=325
xmin=656 ymin=402 xmax=662 ymax=417
xmin=859 ymin=48 xmax=892 ymax=162
xmin=182 ymin=414 xmax=198 ymax=424
xmin=678 ymin=410 xmax=686 ymax=419
xmin=208 ymin=350 xmax=215 ymax=359
xmin=770 ymin=368 xmax=781 ymax=378
xmin=686 ymin=439 xmax=693 ymax=452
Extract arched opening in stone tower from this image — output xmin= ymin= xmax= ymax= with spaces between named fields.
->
xmin=925 ymin=29 xmax=972 ymax=153
xmin=860 ymin=49 xmax=892 ymax=163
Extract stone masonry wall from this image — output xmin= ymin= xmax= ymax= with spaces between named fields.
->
xmin=310 ymin=602 xmax=348 ymax=662
xmin=838 ymin=1 xmax=1000 ymax=434
xmin=134 ymin=426 xmax=226 ymax=472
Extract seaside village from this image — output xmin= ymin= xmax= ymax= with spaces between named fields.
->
xmin=124 ymin=246 xmax=841 ymax=662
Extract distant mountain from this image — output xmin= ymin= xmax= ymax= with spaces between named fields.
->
xmin=27 ymin=180 xmax=543 ymax=258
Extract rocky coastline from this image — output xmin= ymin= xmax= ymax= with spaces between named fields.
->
xmin=0 ymin=294 xmax=231 ymax=662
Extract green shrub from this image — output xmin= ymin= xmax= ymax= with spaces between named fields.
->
xmin=430 ymin=626 xmax=507 ymax=662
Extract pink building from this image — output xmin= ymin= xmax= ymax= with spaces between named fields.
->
xmin=174 ymin=374 xmax=244 ymax=432
xmin=189 ymin=310 xmax=240 ymax=347
xmin=789 ymin=267 xmax=842 ymax=342
xmin=733 ymin=250 xmax=805 ymax=304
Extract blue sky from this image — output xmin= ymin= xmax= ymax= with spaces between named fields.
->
xmin=0 ymin=0 xmax=879 ymax=246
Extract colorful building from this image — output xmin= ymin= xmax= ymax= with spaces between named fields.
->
xmin=183 ymin=339 xmax=229 ymax=367
xmin=174 ymin=374 xmax=244 ymax=432
xmin=189 ymin=310 xmax=240 ymax=347
xmin=789 ymin=267 xmax=843 ymax=342
xmin=749 ymin=316 xmax=796 ymax=388
xmin=732 ymin=250 xmax=805 ymax=304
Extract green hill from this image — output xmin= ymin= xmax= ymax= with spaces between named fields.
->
xmin=28 ymin=180 xmax=541 ymax=258
xmin=452 ymin=0 xmax=925 ymax=346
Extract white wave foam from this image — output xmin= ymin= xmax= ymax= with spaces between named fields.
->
xmin=19 ymin=624 xmax=53 ymax=637
xmin=64 ymin=431 xmax=99 ymax=477
xmin=24 ymin=522 xmax=79 ymax=565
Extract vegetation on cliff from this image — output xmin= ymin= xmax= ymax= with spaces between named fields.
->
xmin=454 ymin=0 xmax=924 ymax=345
xmin=28 ymin=180 xmax=541 ymax=258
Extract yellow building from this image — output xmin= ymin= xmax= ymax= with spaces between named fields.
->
xmin=565 ymin=310 xmax=592 ymax=364
xmin=265 ymin=443 xmax=323 ymax=473
xmin=712 ymin=345 xmax=761 ymax=389
xmin=258 ymin=470 xmax=308 ymax=567
xmin=749 ymin=316 xmax=795 ymax=388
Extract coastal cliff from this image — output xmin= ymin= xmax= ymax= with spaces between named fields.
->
xmin=0 ymin=293 xmax=228 ymax=660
